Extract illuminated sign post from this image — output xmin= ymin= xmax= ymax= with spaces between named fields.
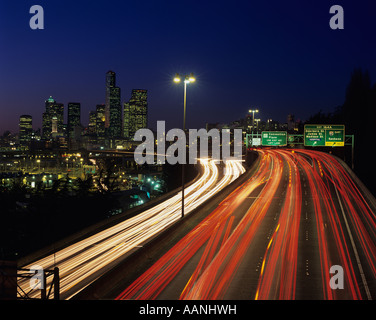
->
xmin=245 ymin=134 xmax=262 ymax=147
xmin=261 ymin=131 xmax=287 ymax=146
xmin=304 ymin=124 xmax=345 ymax=147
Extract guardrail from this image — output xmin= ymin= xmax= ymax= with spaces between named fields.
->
xmin=0 ymin=260 xmax=59 ymax=300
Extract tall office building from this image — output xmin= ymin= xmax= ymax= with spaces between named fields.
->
xmin=88 ymin=111 xmax=97 ymax=134
xmin=105 ymin=70 xmax=115 ymax=129
xmin=67 ymin=102 xmax=81 ymax=138
xmin=105 ymin=71 xmax=122 ymax=138
xmin=109 ymin=86 xmax=122 ymax=137
xmin=19 ymin=115 xmax=33 ymax=145
xmin=42 ymin=112 xmax=50 ymax=139
xmin=123 ymin=89 xmax=148 ymax=140
xmin=42 ymin=96 xmax=64 ymax=139
xmin=96 ymin=104 xmax=106 ymax=137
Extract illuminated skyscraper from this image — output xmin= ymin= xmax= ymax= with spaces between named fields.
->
xmin=42 ymin=112 xmax=50 ymax=139
xmin=67 ymin=102 xmax=81 ymax=138
xmin=88 ymin=111 xmax=97 ymax=134
xmin=42 ymin=96 xmax=64 ymax=139
xmin=105 ymin=71 xmax=115 ymax=129
xmin=109 ymin=86 xmax=122 ymax=137
xmin=96 ymin=104 xmax=106 ymax=137
xmin=123 ymin=89 xmax=148 ymax=140
xmin=19 ymin=115 xmax=32 ymax=145
xmin=105 ymin=71 xmax=122 ymax=138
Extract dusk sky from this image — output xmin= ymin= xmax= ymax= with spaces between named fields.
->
xmin=1 ymin=0 xmax=375 ymax=133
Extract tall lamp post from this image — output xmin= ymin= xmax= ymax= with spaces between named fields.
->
xmin=174 ymin=73 xmax=196 ymax=218
xmin=249 ymin=109 xmax=259 ymax=147
xmin=249 ymin=109 xmax=259 ymax=133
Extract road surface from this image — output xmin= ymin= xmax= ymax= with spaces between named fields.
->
xmin=116 ymin=149 xmax=376 ymax=300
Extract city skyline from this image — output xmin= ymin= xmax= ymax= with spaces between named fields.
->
xmin=1 ymin=1 xmax=375 ymax=134
xmin=5 ymin=69 xmax=151 ymax=137
xmin=9 ymin=68 xmax=300 ymax=138
xmin=2 ymin=1 xmax=376 ymax=304
xmin=15 ymin=70 xmax=150 ymax=141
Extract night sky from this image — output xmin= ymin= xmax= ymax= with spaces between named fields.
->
xmin=1 ymin=0 xmax=375 ymax=133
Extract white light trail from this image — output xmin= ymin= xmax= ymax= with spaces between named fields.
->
xmin=19 ymin=159 xmax=245 ymax=299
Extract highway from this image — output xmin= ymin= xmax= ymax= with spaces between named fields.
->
xmin=116 ymin=149 xmax=376 ymax=300
xmin=18 ymin=159 xmax=245 ymax=299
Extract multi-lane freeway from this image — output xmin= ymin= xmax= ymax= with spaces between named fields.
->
xmin=19 ymin=159 xmax=245 ymax=299
xmin=116 ymin=149 xmax=376 ymax=300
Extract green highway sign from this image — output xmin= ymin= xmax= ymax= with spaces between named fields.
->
xmin=245 ymin=134 xmax=261 ymax=147
xmin=304 ymin=124 xmax=345 ymax=147
xmin=261 ymin=131 xmax=287 ymax=146
xmin=251 ymin=137 xmax=261 ymax=146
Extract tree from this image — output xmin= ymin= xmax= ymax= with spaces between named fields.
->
xmin=307 ymin=68 xmax=376 ymax=196
xmin=341 ymin=68 xmax=372 ymax=134
xmin=96 ymin=158 xmax=120 ymax=193
xmin=339 ymin=69 xmax=376 ymax=195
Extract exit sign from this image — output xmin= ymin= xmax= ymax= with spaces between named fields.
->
xmin=304 ymin=124 xmax=345 ymax=147
xmin=261 ymin=131 xmax=287 ymax=146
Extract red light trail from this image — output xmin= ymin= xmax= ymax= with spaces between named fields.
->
xmin=116 ymin=149 xmax=376 ymax=300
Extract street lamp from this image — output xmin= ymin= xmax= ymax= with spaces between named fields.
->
xmin=255 ymin=119 xmax=260 ymax=132
xmin=36 ymin=159 xmax=41 ymax=173
xmin=174 ymin=73 xmax=196 ymax=218
xmin=249 ymin=109 xmax=259 ymax=133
